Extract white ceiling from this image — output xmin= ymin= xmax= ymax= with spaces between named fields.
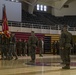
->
xmin=19 ymin=0 xmax=76 ymax=9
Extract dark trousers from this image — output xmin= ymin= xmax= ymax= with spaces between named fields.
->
xmin=39 ymin=47 xmax=43 ymax=56
xmin=60 ymin=47 xmax=70 ymax=65
xmin=22 ymin=48 xmax=26 ymax=56
xmin=1 ymin=45 xmax=8 ymax=59
xmin=57 ymin=48 xmax=59 ymax=55
xmin=17 ymin=48 xmax=22 ymax=56
xmin=8 ymin=44 xmax=17 ymax=59
xmin=53 ymin=48 xmax=56 ymax=55
xmin=27 ymin=47 xmax=30 ymax=56
xmin=30 ymin=46 xmax=36 ymax=61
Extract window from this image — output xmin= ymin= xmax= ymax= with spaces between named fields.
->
xmin=37 ymin=4 xmax=39 ymax=10
xmin=44 ymin=6 xmax=47 ymax=11
xmin=36 ymin=4 xmax=47 ymax=12
xmin=40 ymin=5 xmax=43 ymax=11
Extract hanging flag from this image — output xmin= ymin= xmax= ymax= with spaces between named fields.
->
xmin=2 ymin=5 xmax=10 ymax=38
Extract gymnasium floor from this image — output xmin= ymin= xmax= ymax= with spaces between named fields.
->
xmin=0 ymin=55 xmax=76 ymax=75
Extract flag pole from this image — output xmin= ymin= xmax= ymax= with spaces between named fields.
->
xmin=2 ymin=4 xmax=10 ymax=38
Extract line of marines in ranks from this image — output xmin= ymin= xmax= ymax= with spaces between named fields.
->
xmin=0 ymin=32 xmax=18 ymax=60
xmin=0 ymin=26 xmax=74 ymax=69
xmin=16 ymin=39 xmax=27 ymax=56
xmin=52 ymin=40 xmax=76 ymax=55
xmin=0 ymin=31 xmax=44 ymax=61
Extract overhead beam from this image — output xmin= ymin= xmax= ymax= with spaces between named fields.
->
xmin=54 ymin=0 xmax=68 ymax=9
xmin=20 ymin=0 xmax=38 ymax=5
xmin=19 ymin=0 xmax=32 ymax=5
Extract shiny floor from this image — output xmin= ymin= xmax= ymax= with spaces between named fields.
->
xmin=0 ymin=55 xmax=76 ymax=75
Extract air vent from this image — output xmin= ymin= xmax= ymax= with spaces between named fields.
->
xmin=63 ymin=5 xmax=69 ymax=8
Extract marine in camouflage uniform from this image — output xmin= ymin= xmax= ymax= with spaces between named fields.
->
xmin=1 ymin=34 xmax=10 ymax=60
xmin=52 ymin=41 xmax=56 ymax=55
xmin=16 ymin=39 xmax=19 ymax=56
xmin=17 ymin=39 xmax=22 ymax=56
xmin=8 ymin=33 xmax=18 ymax=60
xmin=22 ymin=40 xmax=27 ymax=56
xmin=28 ymin=31 xmax=38 ymax=63
xmin=59 ymin=25 xmax=73 ymax=69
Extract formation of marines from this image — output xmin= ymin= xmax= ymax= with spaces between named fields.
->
xmin=0 ymin=31 xmax=44 ymax=62
xmin=0 ymin=32 xmax=18 ymax=60
xmin=0 ymin=32 xmax=28 ymax=60
xmin=0 ymin=27 xmax=73 ymax=69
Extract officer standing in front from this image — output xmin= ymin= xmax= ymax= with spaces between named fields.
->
xmin=28 ymin=31 xmax=38 ymax=64
xmin=59 ymin=25 xmax=73 ymax=69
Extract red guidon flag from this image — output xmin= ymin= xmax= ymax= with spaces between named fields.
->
xmin=2 ymin=5 xmax=10 ymax=38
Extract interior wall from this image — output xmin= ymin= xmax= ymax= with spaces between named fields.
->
xmin=22 ymin=2 xmax=52 ymax=14
xmin=52 ymin=0 xmax=76 ymax=16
